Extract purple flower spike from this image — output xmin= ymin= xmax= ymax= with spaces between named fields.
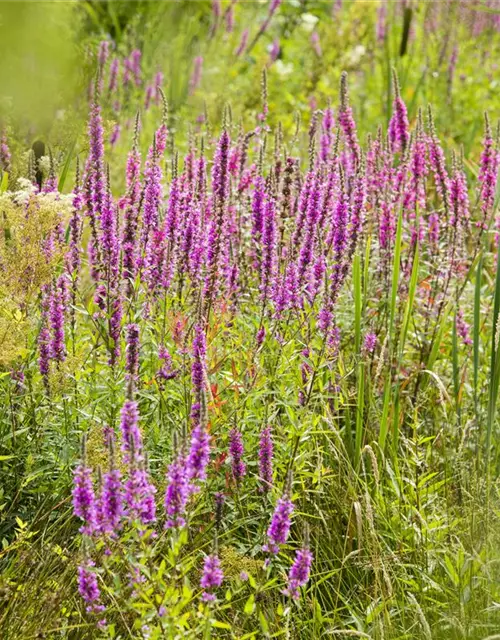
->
xmin=38 ymin=288 xmax=51 ymax=381
xmin=320 ymin=106 xmax=335 ymax=164
xmin=310 ymin=31 xmax=322 ymax=57
xmin=388 ymin=70 xmax=410 ymax=154
xmin=189 ymin=56 xmax=204 ymax=95
xmin=283 ymin=547 xmax=313 ymax=600
xmin=229 ymin=428 xmax=246 ymax=484
xmin=108 ymin=57 xmax=119 ymax=94
xmin=164 ymin=453 xmax=190 ymax=528
xmin=258 ymin=425 xmax=273 ymax=491
xmin=73 ymin=464 xmax=97 ymax=536
xmin=235 ymin=28 xmax=249 ymax=57
xmin=125 ymin=324 xmax=140 ymax=384
xmin=100 ymin=468 xmax=123 ymax=536
xmin=478 ymin=113 xmax=499 ymax=227
xmin=0 ymin=127 xmax=11 ymax=173
xmin=363 ymin=332 xmax=377 ymax=354
xmin=264 ymin=492 xmax=294 ymax=554
xmin=192 ymin=324 xmax=207 ymax=395
xmin=187 ymin=423 xmax=211 ymax=486
xmin=124 ymin=466 xmax=157 ymax=525
xmin=457 ymin=310 xmax=472 ymax=346
xmin=200 ymin=554 xmax=224 ymax=601
xmin=376 ymin=0 xmax=387 ymax=42
xmin=260 ymin=196 xmax=277 ymax=301
xmin=338 ymin=72 xmax=360 ymax=168
xmin=120 ymin=400 xmax=142 ymax=463
xmin=78 ymin=561 xmax=105 ymax=617
xmin=49 ymin=279 xmax=66 ymax=363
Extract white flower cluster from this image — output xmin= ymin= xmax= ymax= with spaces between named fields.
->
xmin=38 ymin=155 xmax=52 ymax=177
xmin=0 ymin=177 xmax=74 ymax=210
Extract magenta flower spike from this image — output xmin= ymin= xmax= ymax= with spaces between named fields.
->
xmin=264 ymin=491 xmax=294 ymax=555
xmin=235 ymin=28 xmax=249 ymax=57
xmin=283 ymin=547 xmax=313 ymax=600
xmin=478 ymin=113 xmax=499 ymax=227
xmin=125 ymin=323 xmax=140 ymax=385
xmin=73 ymin=463 xmax=97 ymax=536
xmin=0 ymin=127 xmax=11 ymax=173
xmin=164 ymin=452 xmax=190 ymax=528
xmin=100 ymin=466 xmax=124 ymax=536
xmin=78 ymin=561 xmax=106 ymax=619
xmin=388 ymin=69 xmax=410 ymax=155
xmin=258 ymin=425 xmax=273 ymax=491
xmin=260 ymin=195 xmax=277 ymax=301
xmin=229 ymin=428 xmax=246 ymax=484
xmin=338 ymin=72 xmax=360 ymax=169
xmin=120 ymin=399 xmax=142 ymax=463
xmin=189 ymin=56 xmax=204 ymax=95
xmin=200 ymin=554 xmax=224 ymax=601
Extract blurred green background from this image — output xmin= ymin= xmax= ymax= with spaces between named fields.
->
xmin=1 ymin=0 xmax=499 ymax=177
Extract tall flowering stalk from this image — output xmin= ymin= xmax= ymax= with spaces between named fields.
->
xmin=187 ymin=324 xmax=210 ymax=486
xmin=122 ymin=114 xmax=142 ymax=294
xmin=100 ymin=469 xmax=123 ymax=536
xmin=264 ymin=488 xmax=294 ymax=554
xmin=258 ymin=425 xmax=273 ymax=491
xmin=189 ymin=56 xmax=204 ymax=95
xmin=319 ymin=170 xmax=349 ymax=333
xmin=235 ymin=28 xmax=249 ymax=56
xmin=139 ymin=103 xmax=168 ymax=283
xmin=376 ymin=0 xmax=388 ymax=42
xmin=49 ymin=276 xmax=66 ymax=363
xmin=246 ymin=0 xmax=282 ymax=54
xmin=125 ymin=324 xmax=140 ymax=390
xmin=102 ymin=176 xmax=123 ymax=367
xmin=200 ymin=553 xmax=224 ymax=601
xmin=388 ymin=69 xmax=410 ymax=154
xmin=478 ymin=112 xmax=499 ymax=229
xmin=320 ymin=105 xmax=335 ymax=164
xmin=86 ymin=88 xmax=106 ymax=280
xmin=125 ymin=463 xmax=157 ymax=525
xmin=139 ymin=137 xmax=161 ymax=263
xmin=164 ymin=451 xmax=190 ymax=528
xmin=204 ymin=126 xmax=231 ymax=314
xmin=99 ymin=440 xmax=124 ymax=537
xmin=108 ymin=57 xmax=119 ymax=95
xmin=338 ymin=72 xmax=360 ymax=169
xmin=68 ymin=160 xmax=83 ymax=332
xmin=120 ymin=399 xmax=142 ymax=463
xmin=38 ymin=286 xmax=51 ymax=383
xmin=72 ymin=440 xmax=97 ymax=536
xmin=77 ymin=561 xmax=106 ymax=621
xmin=119 ymin=399 xmax=157 ymax=525
xmin=0 ymin=127 xmax=11 ymax=173
xmin=450 ymin=150 xmax=470 ymax=236
xmin=310 ymin=31 xmax=322 ymax=57
xmin=405 ymin=110 xmax=428 ymax=217
xmin=260 ymin=194 xmax=277 ymax=301
xmin=297 ymin=172 xmax=321 ymax=290
xmin=283 ymin=547 xmax=313 ymax=600
xmin=229 ymin=428 xmax=246 ymax=484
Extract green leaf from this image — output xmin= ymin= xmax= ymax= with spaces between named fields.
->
xmin=244 ymin=593 xmax=255 ymax=616
xmin=212 ymin=620 xmax=231 ymax=630
xmin=58 ymin=138 xmax=76 ymax=192
xmin=0 ymin=172 xmax=8 ymax=193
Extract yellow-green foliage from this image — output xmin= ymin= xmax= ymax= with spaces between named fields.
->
xmin=0 ymin=185 xmax=71 ymax=365
xmin=220 ymin=545 xmax=264 ymax=581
